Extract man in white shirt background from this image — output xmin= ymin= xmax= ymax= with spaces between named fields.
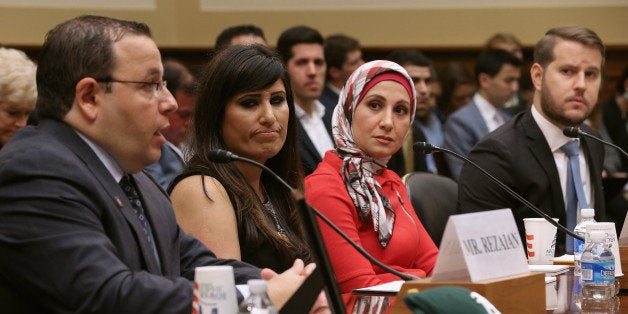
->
xmin=277 ymin=25 xmax=334 ymax=175
xmin=443 ymin=48 xmax=522 ymax=180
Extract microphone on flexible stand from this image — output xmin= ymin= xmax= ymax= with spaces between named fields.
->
xmin=413 ymin=142 xmax=584 ymax=242
xmin=208 ymin=149 xmax=419 ymax=281
xmin=563 ymin=127 xmax=628 ymax=159
xmin=208 ymin=149 xmax=344 ymax=314
xmin=208 ymin=149 xmax=419 ymax=313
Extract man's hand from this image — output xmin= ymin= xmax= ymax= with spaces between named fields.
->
xmin=261 ymin=259 xmax=330 ymax=313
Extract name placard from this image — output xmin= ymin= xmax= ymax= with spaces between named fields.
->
xmin=431 ymin=209 xmax=529 ymax=282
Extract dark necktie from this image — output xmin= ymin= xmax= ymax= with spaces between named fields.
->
xmin=561 ymin=140 xmax=589 ymax=253
xmin=119 ymin=175 xmax=160 ymax=266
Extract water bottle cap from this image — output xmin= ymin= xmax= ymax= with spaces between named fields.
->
xmin=581 ymin=208 xmax=595 ymax=217
xmin=247 ymin=279 xmax=268 ymax=294
xmin=588 ymin=230 xmax=606 ymax=241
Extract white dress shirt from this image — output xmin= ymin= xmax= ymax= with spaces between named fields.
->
xmin=474 ymin=93 xmax=505 ymax=132
xmin=295 ymin=100 xmax=334 ymax=157
xmin=531 ymin=106 xmax=593 ymax=211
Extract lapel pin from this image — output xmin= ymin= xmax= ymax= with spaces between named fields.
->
xmin=114 ymin=196 xmax=124 ymax=208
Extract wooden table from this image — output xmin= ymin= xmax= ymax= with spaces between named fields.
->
xmin=347 ymin=271 xmax=628 ymax=313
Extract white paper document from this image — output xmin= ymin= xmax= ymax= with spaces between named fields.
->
xmin=352 ymin=280 xmax=404 ymax=295
xmin=528 ymin=264 xmax=569 ymax=276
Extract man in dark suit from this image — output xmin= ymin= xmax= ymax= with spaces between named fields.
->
xmin=0 ymin=15 xmax=323 ymax=313
xmin=320 ymin=34 xmax=364 ymax=112
xmin=277 ymin=26 xmax=334 ymax=175
xmin=458 ymin=25 xmax=607 ymax=255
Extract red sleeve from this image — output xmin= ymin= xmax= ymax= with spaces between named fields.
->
xmin=305 ymin=162 xmax=438 ymax=295
xmin=396 ymin=184 xmax=439 ymax=275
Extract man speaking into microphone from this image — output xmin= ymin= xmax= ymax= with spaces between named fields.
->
xmin=458 ymin=25 xmax=607 ymax=255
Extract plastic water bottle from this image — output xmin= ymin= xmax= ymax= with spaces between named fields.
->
xmin=573 ymin=208 xmax=596 ymax=276
xmin=580 ymin=230 xmax=617 ymax=312
xmin=239 ymin=279 xmax=277 ymax=314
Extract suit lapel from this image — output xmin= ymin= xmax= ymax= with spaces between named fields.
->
xmin=44 ymin=119 xmax=163 ymax=274
xmin=297 ymin=120 xmax=322 ymax=163
xmin=521 ymin=113 xmax=566 ymax=219
xmin=469 ymin=102 xmax=490 ymax=136
xmin=322 ymin=105 xmax=334 ymax=136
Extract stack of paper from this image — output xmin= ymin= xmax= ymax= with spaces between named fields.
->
xmin=528 ymin=264 xmax=569 ymax=276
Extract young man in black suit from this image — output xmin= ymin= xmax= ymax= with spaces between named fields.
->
xmin=277 ymin=25 xmax=334 ymax=175
xmin=458 ymin=25 xmax=607 ymax=255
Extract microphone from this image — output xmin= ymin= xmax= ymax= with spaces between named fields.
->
xmin=208 ymin=149 xmax=419 ymax=281
xmin=413 ymin=142 xmax=584 ymax=242
xmin=563 ymin=127 xmax=628 ymax=159
xmin=208 ymin=150 xmax=343 ymax=313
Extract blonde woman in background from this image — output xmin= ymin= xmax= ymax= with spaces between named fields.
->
xmin=0 ymin=47 xmax=37 ymax=149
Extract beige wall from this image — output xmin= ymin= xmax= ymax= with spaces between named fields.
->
xmin=0 ymin=0 xmax=627 ymax=49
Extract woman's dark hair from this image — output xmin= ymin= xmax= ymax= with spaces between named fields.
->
xmin=187 ymin=44 xmax=309 ymax=265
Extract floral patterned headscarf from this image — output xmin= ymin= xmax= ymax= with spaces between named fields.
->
xmin=332 ymin=60 xmax=416 ymax=247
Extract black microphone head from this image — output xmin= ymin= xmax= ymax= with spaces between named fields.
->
xmin=413 ymin=142 xmax=435 ymax=154
xmin=208 ymin=149 xmax=237 ymax=163
xmin=563 ymin=127 xmax=581 ymax=138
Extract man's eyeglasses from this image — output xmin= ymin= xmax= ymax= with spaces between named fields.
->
xmin=96 ymin=78 xmax=167 ymax=97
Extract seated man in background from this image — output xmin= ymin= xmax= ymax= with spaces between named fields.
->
xmin=0 ymin=47 xmax=37 ymax=150
xmin=387 ymin=49 xmax=448 ymax=177
xmin=145 ymin=58 xmax=197 ymax=189
xmin=485 ymin=32 xmax=528 ymax=116
xmin=444 ymin=48 xmax=521 ymax=180
xmin=277 ymin=25 xmax=334 ymax=175
xmin=214 ymin=24 xmax=267 ymax=49
xmin=0 ymin=15 xmax=325 ymax=313
xmin=601 ymin=66 xmax=628 ymax=232
xmin=458 ymin=25 xmax=607 ymax=255
xmin=320 ymin=34 xmax=364 ymax=112
xmin=602 ymin=66 xmax=628 ymax=176
xmin=434 ymin=62 xmax=475 ymax=122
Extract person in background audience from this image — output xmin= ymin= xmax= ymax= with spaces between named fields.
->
xmin=436 ymin=62 xmax=475 ymax=121
xmin=277 ymin=25 xmax=334 ymax=175
xmin=145 ymin=58 xmax=197 ymax=189
xmin=320 ymin=34 xmax=364 ymax=112
xmin=458 ymin=25 xmax=607 ymax=255
xmin=485 ymin=32 xmax=524 ymax=61
xmin=444 ymin=48 xmax=521 ymax=180
xmin=169 ymin=44 xmax=312 ymax=273
xmin=387 ymin=49 xmax=448 ymax=177
xmin=215 ymin=24 xmax=267 ymax=49
xmin=305 ymin=60 xmax=438 ymax=300
xmin=600 ymin=66 xmax=628 ymax=233
xmin=428 ymin=64 xmax=443 ymax=111
xmin=0 ymin=47 xmax=37 ymax=149
xmin=485 ymin=32 xmax=528 ymax=115
xmin=0 ymin=15 xmax=326 ymax=313
xmin=602 ymin=66 xmax=628 ymax=176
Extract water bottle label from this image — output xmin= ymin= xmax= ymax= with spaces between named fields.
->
xmin=581 ymin=261 xmax=615 ymax=282
xmin=574 ymin=238 xmax=585 ymax=255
